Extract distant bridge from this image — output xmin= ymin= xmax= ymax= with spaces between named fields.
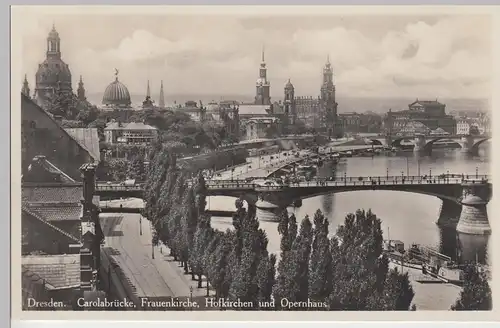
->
xmin=367 ymin=134 xmax=490 ymax=156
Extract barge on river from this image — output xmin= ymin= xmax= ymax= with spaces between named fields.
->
xmin=383 ymin=240 xmax=465 ymax=285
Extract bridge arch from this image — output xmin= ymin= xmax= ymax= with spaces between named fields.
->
xmin=470 ymin=137 xmax=491 ymax=154
xmin=421 ymin=137 xmax=460 ymax=154
xmin=391 ymin=136 xmax=415 ymax=148
xmin=367 ymin=139 xmax=384 ymax=146
xmin=281 ymin=186 xmax=461 ymax=204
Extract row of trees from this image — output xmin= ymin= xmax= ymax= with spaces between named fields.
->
xmin=142 ymin=144 xmax=492 ymax=310
xmin=143 ymin=144 xmax=421 ymax=310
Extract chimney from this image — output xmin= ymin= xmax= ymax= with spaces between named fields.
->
xmin=53 ymin=115 xmax=63 ymax=123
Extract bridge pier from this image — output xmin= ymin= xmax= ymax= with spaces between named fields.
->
xmin=456 ymin=179 xmax=491 ymax=235
xmin=413 ymin=134 xmax=426 ymax=153
xmin=255 ymin=192 xmax=293 ymax=222
xmin=459 ymin=135 xmax=475 ymax=155
xmin=437 ymin=198 xmax=462 ymax=227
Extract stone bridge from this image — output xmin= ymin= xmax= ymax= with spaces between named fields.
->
xmin=95 ymin=175 xmax=491 ymax=236
xmin=368 ymin=134 xmax=490 ymax=156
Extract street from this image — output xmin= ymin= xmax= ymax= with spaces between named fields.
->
xmin=100 ymin=212 xmax=213 ymax=306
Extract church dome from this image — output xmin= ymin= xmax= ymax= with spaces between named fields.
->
xmin=35 ymin=58 xmax=72 ymax=91
xmin=102 ymin=75 xmax=131 ymax=106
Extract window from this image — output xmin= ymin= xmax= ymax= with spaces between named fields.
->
xmin=30 ymin=121 xmax=36 ymax=129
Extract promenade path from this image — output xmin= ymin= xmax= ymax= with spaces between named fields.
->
xmin=100 ymin=211 xmax=213 ymax=308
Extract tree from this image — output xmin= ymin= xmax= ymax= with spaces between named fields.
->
xmin=46 ymin=88 xmax=78 ymax=119
xmin=228 ymin=206 xmax=269 ymax=308
xmin=328 ymin=209 xmax=414 ymax=310
xmin=309 ymin=209 xmax=333 ymax=302
xmin=190 ymin=214 xmax=214 ymax=287
xmin=127 ymin=155 xmax=146 ymax=181
xmin=206 ymin=231 xmax=232 ymax=299
xmin=273 ymin=213 xmax=301 ymax=306
xmin=451 ymin=265 xmax=492 ymax=310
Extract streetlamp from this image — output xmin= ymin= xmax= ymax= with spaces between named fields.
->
xmin=406 ymin=156 xmax=409 ymax=177
xmin=139 ymin=216 xmax=142 ymax=235
xmin=386 ymin=167 xmax=389 ymax=179
xmin=189 ymin=286 xmax=194 ymax=311
xmin=429 ymin=169 xmax=432 ymax=178
xmin=476 ymin=166 xmax=479 ymax=178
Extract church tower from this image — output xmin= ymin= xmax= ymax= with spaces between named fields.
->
xmin=34 ymin=25 xmax=72 ymax=108
xmin=254 ymin=47 xmax=271 ymax=105
xmin=320 ymin=55 xmax=338 ymax=137
xmin=142 ymin=80 xmax=154 ymax=109
xmin=159 ymin=80 xmax=165 ymax=108
xmin=77 ymin=75 xmax=86 ymax=101
xmin=22 ymin=74 xmax=30 ymax=98
xmin=284 ymin=79 xmax=296 ymax=125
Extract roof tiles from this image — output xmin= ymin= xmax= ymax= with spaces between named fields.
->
xmin=22 ymin=254 xmax=80 ymax=289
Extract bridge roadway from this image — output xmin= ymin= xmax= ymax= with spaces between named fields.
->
xmin=95 ymin=174 xmax=490 ymax=204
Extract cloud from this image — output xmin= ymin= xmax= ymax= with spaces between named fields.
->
xmin=19 ymin=13 xmax=491 ymax=100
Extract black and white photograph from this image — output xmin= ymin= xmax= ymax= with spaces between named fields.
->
xmin=13 ymin=6 xmax=493 ymax=316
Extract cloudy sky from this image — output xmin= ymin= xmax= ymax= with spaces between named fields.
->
xmin=18 ymin=9 xmax=491 ymax=100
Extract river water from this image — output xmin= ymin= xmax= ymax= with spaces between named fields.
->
xmin=210 ymin=144 xmax=491 ymax=264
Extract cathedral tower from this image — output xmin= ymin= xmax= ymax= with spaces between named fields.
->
xmin=34 ymin=25 xmax=72 ymax=108
xmin=320 ymin=55 xmax=338 ymax=137
xmin=77 ymin=75 xmax=86 ymax=101
xmin=284 ymin=79 xmax=296 ymax=125
xmin=22 ymin=74 xmax=30 ymax=98
xmin=254 ymin=47 xmax=271 ymax=105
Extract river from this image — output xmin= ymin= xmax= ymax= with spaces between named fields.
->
xmin=208 ymin=144 xmax=491 ymax=309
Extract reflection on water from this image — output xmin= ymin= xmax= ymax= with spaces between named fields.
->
xmin=209 ymin=146 xmax=491 ymax=265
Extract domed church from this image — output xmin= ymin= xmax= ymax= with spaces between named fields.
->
xmin=102 ymin=69 xmax=132 ymax=108
xmin=34 ymin=25 xmax=73 ymax=108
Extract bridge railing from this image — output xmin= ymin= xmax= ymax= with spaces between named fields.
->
xmin=204 ymin=174 xmax=489 ymax=190
xmin=95 ymin=174 xmax=489 ymax=192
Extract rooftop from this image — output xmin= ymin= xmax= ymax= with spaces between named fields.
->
xmin=22 ymin=204 xmax=80 ymax=242
xmin=22 ymin=254 xmax=80 ymax=290
xmin=104 ymin=121 xmax=157 ymax=131
xmin=409 ymin=99 xmax=445 ymax=107
xmin=64 ymin=128 xmax=100 ymax=161
xmin=238 ymin=104 xmax=271 ymax=116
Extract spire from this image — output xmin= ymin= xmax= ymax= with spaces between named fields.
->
xmin=77 ymin=75 xmax=86 ymax=101
xmin=262 ymin=45 xmax=265 ymax=62
xmin=22 ymin=74 xmax=30 ymax=98
xmin=327 ymin=54 xmax=330 ymax=64
xmin=146 ymin=80 xmax=151 ymax=98
xmin=46 ymin=24 xmax=61 ymax=58
xmin=159 ymin=80 xmax=165 ymax=108
xmin=114 ymin=68 xmax=119 ymax=81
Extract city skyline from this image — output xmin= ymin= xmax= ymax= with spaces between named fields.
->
xmin=20 ymin=11 xmax=491 ymax=100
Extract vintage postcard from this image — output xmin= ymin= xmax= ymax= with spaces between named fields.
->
xmin=11 ymin=5 xmax=499 ymax=321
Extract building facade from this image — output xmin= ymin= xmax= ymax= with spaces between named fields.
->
xmin=245 ymin=117 xmax=280 ymax=140
xmin=33 ymin=25 xmax=73 ymax=109
xmin=104 ymin=121 xmax=158 ymax=144
xmin=254 ymin=49 xmax=271 ymax=105
xmin=338 ymin=112 xmax=361 ymax=134
xmin=384 ymin=100 xmax=457 ymax=135
xmin=295 ymin=96 xmax=321 ymax=129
